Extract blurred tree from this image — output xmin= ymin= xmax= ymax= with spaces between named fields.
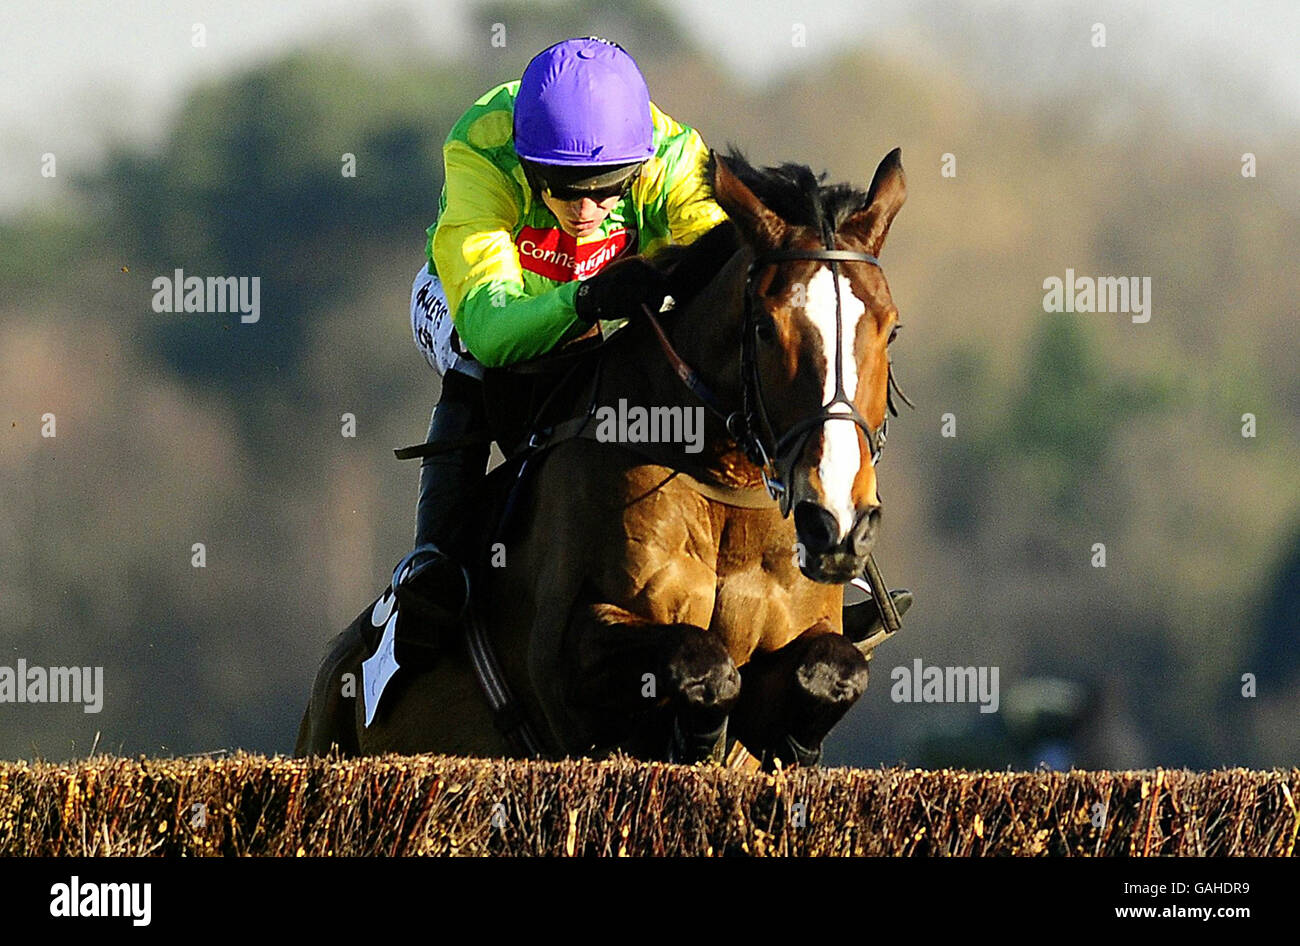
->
xmin=929 ymin=345 xmax=998 ymax=539
xmin=78 ymin=55 xmax=474 ymax=392
xmin=1009 ymin=313 xmax=1110 ymax=516
xmin=1009 ymin=313 xmax=1168 ymax=518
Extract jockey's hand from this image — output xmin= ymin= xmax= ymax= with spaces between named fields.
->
xmin=573 ymin=257 xmax=671 ymax=324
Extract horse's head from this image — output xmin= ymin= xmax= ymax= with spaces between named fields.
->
xmin=710 ymin=149 xmax=907 ymax=583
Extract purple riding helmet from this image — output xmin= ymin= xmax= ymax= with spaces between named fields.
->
xmin=514 ymin=37 xmax=653 ymax=193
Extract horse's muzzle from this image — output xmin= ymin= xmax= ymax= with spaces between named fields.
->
xmin=794 ymin=501 xmax=880 ymax=583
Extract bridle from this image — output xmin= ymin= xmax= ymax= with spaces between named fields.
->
xmin=645 ymin=218 xmax=912 ymax=515
xmin=738 ymin=221 xmax=883 ymax=513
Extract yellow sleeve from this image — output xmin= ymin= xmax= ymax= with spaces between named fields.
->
xmin=429 ymin=140 xmax=584 ymax=366
xmin=429 ymin=139 xmax=522 ymax=321
xmin=665 ymin=126 xmax=730 ymax=245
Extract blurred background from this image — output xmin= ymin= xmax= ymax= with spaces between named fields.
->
xmin=1 ymin=0 xmax=1296 ymax=768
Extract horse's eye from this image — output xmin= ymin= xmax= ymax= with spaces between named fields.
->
xmin=756 ymin=319 xmax=776 ymax=343
xmin=888 ymin=322 xmax=902 ymax=344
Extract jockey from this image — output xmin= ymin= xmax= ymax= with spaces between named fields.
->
xmin=394 ymin=37 xmax=728 ymax=629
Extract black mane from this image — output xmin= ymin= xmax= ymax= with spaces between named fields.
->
xmin=647 ymin=148 xmax=872 ymax=306
xmin=718 ymin=147 xmax=872 ymax=234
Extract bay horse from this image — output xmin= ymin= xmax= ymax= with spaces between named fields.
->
xmin=296 ymin=148 xmax=909 ymax=767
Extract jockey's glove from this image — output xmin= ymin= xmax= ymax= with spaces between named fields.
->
xmin=573 ymin=257 xmax=671 ymax=325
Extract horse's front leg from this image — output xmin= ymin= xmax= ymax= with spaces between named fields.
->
xmin=730 ymin=621 xmax=870 ymax=768
xmin=565 ymin=602 xmax=741 ymax=763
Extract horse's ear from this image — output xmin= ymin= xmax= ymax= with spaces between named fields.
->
xmin=842 ymin=148 xmax=906 ymax=256
xmin=711 ymin=152 xmax=787 ymax=250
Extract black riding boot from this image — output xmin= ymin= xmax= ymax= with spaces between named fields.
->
xmin=392 ymin=369 xmax=490 ymax=661
xmin=842 ymin=580 xmax=914 ymax=657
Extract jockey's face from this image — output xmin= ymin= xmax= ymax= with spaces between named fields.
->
xmin=540 ymin=190 xmax=622 ymax=238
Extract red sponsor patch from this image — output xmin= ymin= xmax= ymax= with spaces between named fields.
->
xmin=515 ymin=226 xmax=635 ymax=282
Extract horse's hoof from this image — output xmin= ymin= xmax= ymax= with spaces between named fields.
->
xmin=667 ymin=716 xmax=729 ymax=765
xmin=796 ymin=633 xmax=870 ymax=707
xmin=782 ymin=732 xmax=824 ymax=768
xmin=757 ymin=732 xmax=824 ymax=771
xmin=665 ymin=626 xmax=741 ymax=713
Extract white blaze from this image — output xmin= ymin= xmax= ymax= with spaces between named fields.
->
xmin=803 ymin=267 xmax=866 ymax=543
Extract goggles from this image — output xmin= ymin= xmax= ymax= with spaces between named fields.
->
xmin=523 ymin=160 xmax=642 ymax=203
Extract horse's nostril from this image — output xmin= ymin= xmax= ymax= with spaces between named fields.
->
xmin=851 ymin=506 xmax=881 ymax=555
xmin=794 ymin=501 xmax=839 ymax=554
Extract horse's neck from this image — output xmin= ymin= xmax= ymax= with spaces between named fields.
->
xmin=673 ymin=248 xmax=749 ymax=394
xmin=601 ymin=250 xmax=763 ymax=488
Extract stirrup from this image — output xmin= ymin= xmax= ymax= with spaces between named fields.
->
xmin=843 ymin=587 xmax=914 ymax=657
xmin=393 ymin=543 xmax=470 ymax=622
